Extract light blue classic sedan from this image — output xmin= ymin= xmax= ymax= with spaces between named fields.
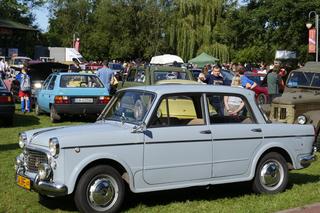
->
xmin=35 ymin=72 xmax=110 ymax=122
xmin=16 ymin=85 xmax=316 ymax=212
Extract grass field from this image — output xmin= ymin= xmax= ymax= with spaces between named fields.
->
xmin=0 ymin=107 xmax=319 ymax=213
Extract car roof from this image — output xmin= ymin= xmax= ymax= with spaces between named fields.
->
xmin=149 ymin=65 xmax=188 ymax=72
xmin=295 ymin=62 xmax=320 ymax=73
xmin=54 ymin=72 xmax=96 ymax=76
xmin=121 ymin=84 xmax=254 ymax=96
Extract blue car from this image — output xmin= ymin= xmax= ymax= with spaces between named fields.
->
xmin=35 ymin=72 xmax=110 ymax=122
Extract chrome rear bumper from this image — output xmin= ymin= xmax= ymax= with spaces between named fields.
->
xmin=300 ymin=155 xmax=317 ymax=168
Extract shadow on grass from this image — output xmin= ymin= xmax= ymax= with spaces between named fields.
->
xmin=122 ymin=182 xmax=253 ymax=211
xmin=10 ymin=113 xmax=40 ymax=127
xmin=37 ymin=173 xmax=320 ymax=212
xmin=288 ymin=173 xmax=320 ymax=186
xmin=0 ymin=143 xmax=19 ymax=152
xmin=38 ymin=195 xmax=77 ymax=212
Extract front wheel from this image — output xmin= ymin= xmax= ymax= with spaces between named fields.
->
xmin=74 ymin=165 xmax=125 ymax=213
xmin=252 ymin=152 xmax=288 ymax=194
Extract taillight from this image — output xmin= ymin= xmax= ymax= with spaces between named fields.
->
xmin=99 ymin=96 xmax=110 ymax=104
xmin=0 ymin=96 xmax=13 ymax=103
xmin=54 ymin=96 xmax=70 ymax=104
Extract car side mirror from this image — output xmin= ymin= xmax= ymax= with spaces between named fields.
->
xmin=131 ymin=122 xmax=146 ymax=133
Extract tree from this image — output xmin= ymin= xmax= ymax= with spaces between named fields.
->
xmin=167 ymin=0 xmax=230 ymax=62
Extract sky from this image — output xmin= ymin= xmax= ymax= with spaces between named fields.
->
xmin=34 ymin=5 xmax=49 ymax=32
xmin=33 ymin=0 xmax=246 ymax=33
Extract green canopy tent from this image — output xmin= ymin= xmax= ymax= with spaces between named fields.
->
xmin=188 ymin=52 xmax=219 ymax=67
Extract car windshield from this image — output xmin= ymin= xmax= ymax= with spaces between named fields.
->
xmin=287 ymin=71 xmax=320 ymax=89
xmin=99 ymin=90 xmax=155 ymax=124
xmin=153 ymin=71 xmax=189 ymax=82
xmin=14 ymin=58 xmax=31 ymax=65
xmin=60 ymin=75 xmax=104 ymax=88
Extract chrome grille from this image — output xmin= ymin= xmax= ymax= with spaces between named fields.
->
xmin=280 ymin=108 xmax=287 ymax=119
xmin=25 ymin=149 xmax=48 ymax=173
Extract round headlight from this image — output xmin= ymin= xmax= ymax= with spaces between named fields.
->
xmin=34 ymin=82 xmax=42 ymax=89
xmin=297 ymin=115 xmax=307 ymax=125
xmin=49 ymin=137 xmax=60 ymax=157
xmin=19 ymin=132 xmax=27 ymax=149
xmin=38 ymin=163 xmax=52 ymax=180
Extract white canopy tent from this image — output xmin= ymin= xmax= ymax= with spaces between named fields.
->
xmin=150 ymin=54 xmax=184 ymax=65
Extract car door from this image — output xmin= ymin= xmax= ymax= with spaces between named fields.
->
xmin=37 ymin=75 xmax=52 ymax=112
xmin=41 ymin=75 xmax=57 ymax=112
xmin=206 ymin=93 xmax=263 ymax=178
xmin=143 ymin=93 xmax=212 ymax=185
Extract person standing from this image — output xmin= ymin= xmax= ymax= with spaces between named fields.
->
xmin=205 ymin=65 xmax=225 ymax=85
xmin=238 ymin=67 xmax=257 ymax=90
xmin=267 ymin=67 xmax=282 ymax=103
xmin=205 ymin=65 xmax=226 ymax=116
xmin=96 ymin=60 xmax=114 ymax=93
xmin=16 ymin=68 xmax=31 ymax=113
xmin=0 ymin=58 xmax=5 ymax=79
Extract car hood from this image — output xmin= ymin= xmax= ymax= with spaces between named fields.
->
xmin=272 ymin=91 xmax=320 ymax=105
xmin=29 ymin=121 xmax=141 ymax=148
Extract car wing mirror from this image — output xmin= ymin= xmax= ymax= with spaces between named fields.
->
xmin=131 ymin=122 xmax=146 ymax=133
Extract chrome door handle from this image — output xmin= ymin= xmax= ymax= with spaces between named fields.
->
xmin=251 ymin=128 xmax=262 ymax=132
xmin=200 ymin=130 xmax=211 ymax=134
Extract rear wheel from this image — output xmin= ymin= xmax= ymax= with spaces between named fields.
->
xmin=35 ymin=102 xmax=42 ymax=116
xmin=74 ymin=165 xmax=125 ymax=213
xmin=50 ymin=106 xmax=61 ymax=123
xmin=252 ymin=152 xmax=288 ymax=194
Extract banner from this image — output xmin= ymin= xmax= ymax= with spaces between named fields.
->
xmin=309 ymin=28 xmax=316 ymax=53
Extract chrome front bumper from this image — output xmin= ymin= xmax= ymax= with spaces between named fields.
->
xmin=15 ymin=158 xmax=68 ymax=197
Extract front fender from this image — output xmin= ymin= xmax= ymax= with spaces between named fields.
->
xmin=65 ymin=152 xmax=134 ymax=194
xmin=296 ymin=110 xmax=320 ymax=131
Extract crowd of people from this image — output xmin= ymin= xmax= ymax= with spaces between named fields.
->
xmin=0 ymin=56 xmax=295 ymax=115
xmin=195 ymin=62 xmax=287 ymax=104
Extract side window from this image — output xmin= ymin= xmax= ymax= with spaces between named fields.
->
xmin=206 ymin=93 xmax=255 ymax=124
xmin=149 ymin=94 xmax=205 ymax=127
xmin=42 ymin=75 xmax=52 ymax=89
xmin=134 ymin=70 xmax=145 ymax=82
xmin=47 ymin=75 xmax=57 ymax=90
xmin=311 ymin=73 xmax=320 ymax=87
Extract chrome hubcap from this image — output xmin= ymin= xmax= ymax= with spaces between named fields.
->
xmin=87 ymin=176 xmax=118 ymax=211
xmin=259 ymin=160 xmax=284 ymax=190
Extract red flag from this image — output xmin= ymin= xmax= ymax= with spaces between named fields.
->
xmin=74 ymin=38 xmax=80 ymax=52
xmin=309 ymin=28 xmax=316 ymax=53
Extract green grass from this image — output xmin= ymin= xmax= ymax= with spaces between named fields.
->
xmin=0 ymin=106 xmax=320 ymax=213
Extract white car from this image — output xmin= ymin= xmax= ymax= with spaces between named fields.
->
xmin=15 ymin=85 xmax=317 ymax=213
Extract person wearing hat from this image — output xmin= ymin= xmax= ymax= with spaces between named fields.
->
xmin=16 ymin=68 xmax=31 ymax=113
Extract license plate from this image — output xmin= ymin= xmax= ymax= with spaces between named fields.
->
xmin=74 ymin=98 xmax=93 ymax=103
xmin=17 ymin=175 xmax=31 ymax=190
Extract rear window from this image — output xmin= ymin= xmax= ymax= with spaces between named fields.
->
xmin=153 ymin=71 xmax=189 ymax=82
xmin=60 ymin=75 xmax=104 ymax=88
